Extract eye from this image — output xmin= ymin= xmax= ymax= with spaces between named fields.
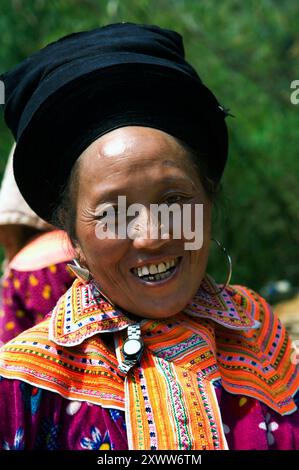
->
xmin=96 ymin=210 xmax=107 ymax=220
xmin=95 ymin=207 xmax=116 ymax=220
xmin=164 ymin=194 xmax=186 ymax=205
xmin=95 ymin=206 xmax=128 ymax=225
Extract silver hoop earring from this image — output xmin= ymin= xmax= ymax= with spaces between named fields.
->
xmin=67 ymin=259 xmax=91 ymax=284
xmin=67 ymin=259 xmax=115 ymax=306
xmin=203 ymin=238 xmax=232 ymax=296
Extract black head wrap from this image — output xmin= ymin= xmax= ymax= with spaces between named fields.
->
xmin=1 ymin=22 xmax=229 ymax=222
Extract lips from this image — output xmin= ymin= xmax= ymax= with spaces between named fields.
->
xmin=130 ymin=256 xmax=181 ymax=283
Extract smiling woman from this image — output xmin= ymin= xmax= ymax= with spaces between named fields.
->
xmin=0 ymin=23 xmax=299 ymax=451
xmin=59 ymin=126 xmax=211 ymax=319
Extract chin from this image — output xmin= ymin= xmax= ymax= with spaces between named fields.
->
xmin=132 ymin=297 xmax=189 ymax=320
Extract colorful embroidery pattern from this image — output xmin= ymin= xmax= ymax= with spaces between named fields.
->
xmin=109 ymin=408 xmax=123 ymax=423
xmin=20 ymin=382 xmax=42 ymax=415
xmin=259 ymin=413 xmax=279 ymax=446
xmin=49 ymin=279 xmax=133 ymax=346
xmin=185 ymin=275 xmax=260 ymax=330
xmin=3 ymin=427 xmax=24 ymax=450
xmin=0 ymin=277 xmax=298 ymax=450
xmin=81 ymin=427 xmax=111 ymax=450
xmin=124 ymin=331 xmax=226 ymax=450
xmin=215 ymin=285 xmax=298 ymax=413
xmin=34 ymin=418 xmax=60 ymax=450
xmin=154 ymin=357 xmax=193 ymax=450
xmin=0 ymin=320 xmax=125 ymax=409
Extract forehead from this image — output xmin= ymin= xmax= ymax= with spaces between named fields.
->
xmin=78 ymin=126 xmax=195 ymax=179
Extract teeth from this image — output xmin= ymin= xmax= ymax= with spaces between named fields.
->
xmin=158 ymin=262 xmax=166 ymax=273
xmin=133 ymin=257 xmax=179 ymax=279
xmin=149 ymin=264 xmax=158 ymax=275
xmin=142 ymin=266 xmax=149 ymax=276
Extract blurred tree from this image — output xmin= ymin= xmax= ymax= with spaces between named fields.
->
xmin=0 ymin=0 xmax=298 ymax=291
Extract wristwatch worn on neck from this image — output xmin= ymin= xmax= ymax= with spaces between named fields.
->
xmin=119 ymin=324 xmax=144 ymax=374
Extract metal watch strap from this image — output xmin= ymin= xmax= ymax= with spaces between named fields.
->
xmin=118 ymin=359 xmax=138 ymax=374
xmin=127 ymin=324 xmax=141 ymax=341
xmin=118 ymin=323 xmax=143 ymax=374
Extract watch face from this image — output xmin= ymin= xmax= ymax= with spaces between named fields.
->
xmin=123 ymin=339 xmax=142 ymax=357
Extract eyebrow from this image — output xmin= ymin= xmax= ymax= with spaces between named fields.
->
xmin=97 ymin=175 xmax=197 ymax=201
xmin=155 ymin=175 xmax=197 ymax=189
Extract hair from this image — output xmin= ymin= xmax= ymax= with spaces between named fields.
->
xmin=52 ymin=159 xmax=81 ymax=245
xmin=51 ymin=140 xmax=222 ymax=244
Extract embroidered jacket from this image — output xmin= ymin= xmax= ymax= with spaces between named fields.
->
xmin=0 ymin=276 xmax=298 ymax=450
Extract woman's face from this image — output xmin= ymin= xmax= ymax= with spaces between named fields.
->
xmin=75 ymin=126 xmax=212 ymax=319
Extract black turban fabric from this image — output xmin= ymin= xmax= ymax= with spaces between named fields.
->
xmin=1 ymin=22 xmax=229 ymax=222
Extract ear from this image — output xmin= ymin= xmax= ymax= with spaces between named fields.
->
xmin=73 ymin=243 xmax=88 ymax=269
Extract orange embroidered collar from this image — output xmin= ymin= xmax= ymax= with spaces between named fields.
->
xmin=0 ymin=275 xmax=298 ymax=432
xmin=49 ymin=276 xmax=260 ymax=347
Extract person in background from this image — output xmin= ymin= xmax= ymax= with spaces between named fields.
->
xmin=0 ymin=145 xmax=75 ymax=343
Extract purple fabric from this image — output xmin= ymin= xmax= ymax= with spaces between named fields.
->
xmin=0 ymin=377 xmax=128 ymax=450
xmin=0 ymin=263 xmax=74 ymax=344
xmin=0 ymin=376 xmax=298 ymax=450
xmin=214 ymin=381 xmax=299 ymax=450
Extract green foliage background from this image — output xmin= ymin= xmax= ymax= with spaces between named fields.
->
xmin=0 ymin=0 xmax=299 ymax=291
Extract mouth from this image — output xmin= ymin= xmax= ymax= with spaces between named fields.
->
xmin=130 ymin=256 xmax=182 ymax=285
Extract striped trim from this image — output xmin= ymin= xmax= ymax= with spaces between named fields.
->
xmin=0 ymin=278 xmax=299 ymax=449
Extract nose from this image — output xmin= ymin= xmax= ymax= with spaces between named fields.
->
xmin=129 ymin=206 xmax=171 ymax=251
xmin=132 ymin=231 xmax=170 ymax=251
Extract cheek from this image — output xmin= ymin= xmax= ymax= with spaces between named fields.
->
xmin=183 ymin=201 xmax=211 ymax=272
xmin=77 ymin=223 xmax=127 ymax=271
xmin=180 ymin=200 xmax=211 ymax=244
